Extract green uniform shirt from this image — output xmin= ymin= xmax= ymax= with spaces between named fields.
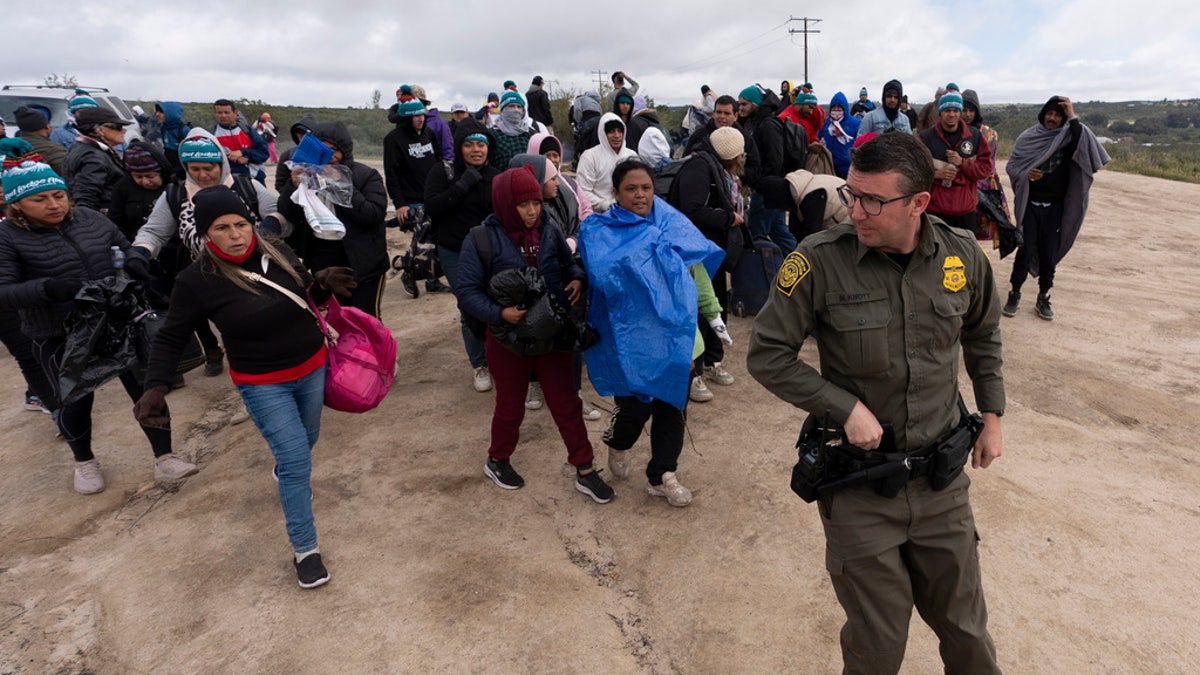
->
xmin=747 ymin=216 xmax=1005 ymax=452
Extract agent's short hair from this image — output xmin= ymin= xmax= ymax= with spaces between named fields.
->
xmin=612 ymin=157 xmax=654 ymax=191
xmin=850 ymin=132 xmax=934 ymax=195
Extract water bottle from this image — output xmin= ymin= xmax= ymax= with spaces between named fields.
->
xmin=111 ymin=246 xmax=126 ymax=278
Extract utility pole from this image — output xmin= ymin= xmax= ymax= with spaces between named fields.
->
xmin=593 ymin=70 xmax=609 ymax=95
xmin=787 ymin=17 xmax=822 ymax=84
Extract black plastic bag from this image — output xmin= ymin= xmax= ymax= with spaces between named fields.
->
xmin=58 ymin=277 xmax=147 ymax=405
xmin=978 ymin=188 xmax=1023 ymax=259
xmin=488 ymin=268 xmax=563 ymax=357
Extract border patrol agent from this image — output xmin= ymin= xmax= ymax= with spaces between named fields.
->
xmin=747 ymin=133 xmax=1005 ymax=674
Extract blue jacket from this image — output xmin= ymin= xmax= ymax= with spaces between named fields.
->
xmin=819 ymin=92 xmax=861 ymax=177
xmin=456 ymin=212 xmax=584 ymax=328
xmin=580 ymin=197 xmax=724 ymax=409
xmin=50 ymin=123 xmax=77 ymax=150
xmin=158 ymin=102 xmax=190 ymax=152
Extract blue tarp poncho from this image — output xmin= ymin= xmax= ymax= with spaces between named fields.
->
xmin=580 ymin=197 xmax=724 ymax=409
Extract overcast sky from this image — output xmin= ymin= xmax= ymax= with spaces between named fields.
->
xmin=7 ymin=0 xmax=1199 ymax=112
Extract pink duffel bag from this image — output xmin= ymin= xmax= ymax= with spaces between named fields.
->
xmin=308 ymin=293 xmax=397 ymax=413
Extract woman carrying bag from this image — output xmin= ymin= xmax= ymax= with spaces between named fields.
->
xmin=135 ymin=186 xmax=356 ymax=589
xmin=455 ymin=167 xmax=614 ymax=504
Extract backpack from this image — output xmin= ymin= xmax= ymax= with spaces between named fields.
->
xmin=776 ymin=118 xmax=810 ymax=174
xmin=654 ymin=157 xmax=691 ymax=202
xmin=571 ymin=92 xmax=602 ymax=126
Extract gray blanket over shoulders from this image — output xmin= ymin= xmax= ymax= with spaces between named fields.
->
xmin=1006 ymin=120 xmax=1110 ymax=274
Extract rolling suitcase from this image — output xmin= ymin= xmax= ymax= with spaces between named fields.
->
xmin=729 ymin=236 xmax=783 ymax=317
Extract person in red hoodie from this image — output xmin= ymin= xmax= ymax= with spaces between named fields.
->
xmin=918 ymin=91 xmax=993 ymax=231
xmin=777 ymin=89 xmax=825 ymax=147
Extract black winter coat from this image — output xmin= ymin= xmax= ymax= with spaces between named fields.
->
xmin=64 ymin=139 xmax=127 ymax=212
xmin=424 ymin=120 xmax=502 ymax=252
xmin=685 ymin=120 xmax=763 ymax=189
xmin=278 ymin=121 xmax=390 ymax=281
xmin=740 ymin=104 xmax=785 ymax=183
xmin=382 ymin=122 xmax=440 ymax=208
xmin=0 ymin=207 xmax=130 ymax=339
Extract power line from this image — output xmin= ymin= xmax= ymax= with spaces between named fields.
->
xmin=665 ymin=19 xmax=791 ymax=75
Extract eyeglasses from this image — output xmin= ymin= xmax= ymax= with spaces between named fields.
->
xmin=837 ymin=185 xmax=915 ymax=216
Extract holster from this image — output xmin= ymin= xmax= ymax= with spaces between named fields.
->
xmin=928 ymin=411 xmax=985 ymax=490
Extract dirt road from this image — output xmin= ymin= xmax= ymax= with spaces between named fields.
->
xmin=1 ymin=167 xmax=1198 ymax=673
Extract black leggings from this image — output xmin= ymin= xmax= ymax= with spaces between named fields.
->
xmin=1009 ymin=201 xmax=1063 ymax=295
xmin=32 ymin=337 xmax=173 ymax=462
xmin=0 ymin=309 xmax=60 ymax=410
xmin=603 ymin=392 xmax=688 ymax=484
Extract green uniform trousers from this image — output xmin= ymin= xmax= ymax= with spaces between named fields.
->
xmin=819 ymin=472 xmax=999 ymax=674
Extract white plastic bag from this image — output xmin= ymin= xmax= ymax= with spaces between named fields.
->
xmin=291 ymin=182 xmax=346 ymax=240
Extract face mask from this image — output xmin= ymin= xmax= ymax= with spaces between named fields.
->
xmin=830 ymin=110 xmax=844 ymax=121
xmin=501 ymin=107 xmax=525 ymax=125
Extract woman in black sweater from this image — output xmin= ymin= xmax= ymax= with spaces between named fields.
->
xmin=135 ymin=186 xmax=356 ymax=589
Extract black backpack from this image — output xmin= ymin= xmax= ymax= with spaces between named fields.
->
xmin=654 ymin=157 xmax=691 ymax=202
xmin=775 ymin=118 xmax=810 ymax=174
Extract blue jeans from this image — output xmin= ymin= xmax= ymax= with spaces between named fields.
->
xmin=438 ymin=245 xmax=487 ymax=369
xmin=748 ymin=192 xmax=797 ymax=253
xmin=237 ymin=364 xmax=326 ymax=553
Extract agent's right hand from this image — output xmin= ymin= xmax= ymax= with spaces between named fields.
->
xmin=844 ymin=400 xmax=885 ymax=450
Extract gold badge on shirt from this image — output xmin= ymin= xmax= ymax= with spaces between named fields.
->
xmin=942 ymin=255 xmax=966 ymax=292
xmin=776 ymin=252 xmax=811 ymax=297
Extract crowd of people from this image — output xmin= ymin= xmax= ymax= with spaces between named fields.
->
xmin=1 ymin=70 xmax=1108 ymax=669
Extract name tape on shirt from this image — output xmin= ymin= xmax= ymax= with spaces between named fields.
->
xmin=776 ymin=252 xmax=811 ymax=297
xmin=942 ymin=255 xmax=966 ymax=292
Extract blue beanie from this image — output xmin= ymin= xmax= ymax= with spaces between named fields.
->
xmin=738 ymin=85 xmax=764 ymax=106
xmin=2 ymin=160 xmax=68 ymax=204
xmin=794 ymin=92 xmax=819 ymax=106
xmin=859 ymin=87 xmax=869 ymax=97
xmin=179 ymin=136 xmax=224 ymax=164
xmin=397 ymin=99 xmax=426 ymax=117
xmin=938 ymin=92 xmax=964 ymax=113
xmin=945 ymin=82 xmax=960 ymax=92
xmin=499 ymin=90 xmax=525 ymax=110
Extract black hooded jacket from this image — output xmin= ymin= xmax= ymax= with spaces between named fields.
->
xmin=107 ymin=140 xmax=172 ymax=239
xmin=423 ymin=119 xmax=503 ymax=252
xmin=278 ymin=121 xmax=390 ymax=280
xmin=740 ymin=100 xmax=784 ymax=181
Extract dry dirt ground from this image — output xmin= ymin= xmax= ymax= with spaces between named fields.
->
xmin=1 ymin=165 xmax=1198 ymax=674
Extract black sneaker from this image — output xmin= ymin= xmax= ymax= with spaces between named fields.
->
xmin=1002 ymin=290 xmax=1020 ymax=317
xmin=1036 ymin=292 xmax=1054 ymax=320
xmin=425 ymin=278 xmax=451 ymax=293
xmin=293 ymin=553 xmax=330 ymax=589
xmin=484 ymin=457 xmax=525 ymax=490
xmin=400 ymin=270 xmax=420 ymax=299
xmin=575 ymin=469 xmax=614 ymax=504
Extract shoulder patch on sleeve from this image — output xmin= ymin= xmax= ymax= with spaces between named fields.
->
xmin=776 ymin=251 xmax=811 ymax=297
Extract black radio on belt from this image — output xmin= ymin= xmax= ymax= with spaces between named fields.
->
xmin=790 ymin=411 xmax=895 ymax=503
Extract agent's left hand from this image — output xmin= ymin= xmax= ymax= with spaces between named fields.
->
xmin=972 ymin=412 xmax=1003 ymax=469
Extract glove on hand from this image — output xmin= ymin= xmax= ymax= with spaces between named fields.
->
xmin=315 ymin=266 xmax=358 ymax=298
xmin=124 ymin=254 xmax=152 ymax=282
xmin=709 ymin=316 xmax=734 ymax=346
xmin=45 ymin=278 xmax=84 ymax=302
xmin=133 ymin=385 xmax=171 ymax=428
xmin=459 ymin=166 xmax=483 ymax=189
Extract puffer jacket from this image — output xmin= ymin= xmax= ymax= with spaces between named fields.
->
xmin=0 ymin=207 xmax=130 ymax=339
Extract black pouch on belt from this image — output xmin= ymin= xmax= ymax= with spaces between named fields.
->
xmin=928 ymin=412 xmax=984 ymax=490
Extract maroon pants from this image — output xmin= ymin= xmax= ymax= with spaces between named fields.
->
xmin=485 ymin=334 xmax=594 ymax=468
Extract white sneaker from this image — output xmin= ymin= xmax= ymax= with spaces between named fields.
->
xmin=580 ymin=392 xmax=602 ymax=421
xmin=154 ymin=453 xmax=199 ymax=482
xmin=646 ymin=471 xmax=692 ymax=507
xmin=689 ymin=375 xmax=714 ymax=403
xmin=703 ymin=362 xmax=735 ymax=386
xmin=73 ymin=459 xmax=105 ymax=495
xmin=608 ymin=448 xmax=630 ymax=479
xmin=473 ymin=366 xmax=493 ymax=393
xmin=525 ymin=382 xmax=544 ymax=410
